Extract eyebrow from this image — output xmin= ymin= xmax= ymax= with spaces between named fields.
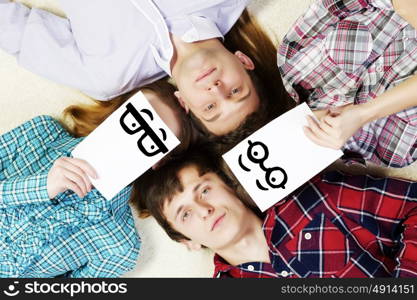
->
xmin=174 ymin=182 xmax=202 ymax=220
xmin=204 ymin=89 xmax=252 ymax=123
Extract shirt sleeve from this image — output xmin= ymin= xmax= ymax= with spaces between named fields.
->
xmin=0 ymin=173 xmax=51 ymax=208
xmin=66 ymin=251 xmax=139 ymax=278
xmin=0 ymin=1 xmax=154 ymax=100
xmin=0 ymin=2 xmax=106 ymax=98
xmin=277 ymin=0 xmax=398 ymax=104
xmin=0 ymin=116 xmax=64 ymax=207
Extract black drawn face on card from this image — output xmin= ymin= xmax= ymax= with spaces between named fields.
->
xmin=120 ymin=103 xmax=168 ymax=157
xmin=238 ymin=140 xmax=288 ymax=191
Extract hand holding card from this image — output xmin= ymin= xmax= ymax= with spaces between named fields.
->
xmin=223 ymin=103 xmax=343 ymax=212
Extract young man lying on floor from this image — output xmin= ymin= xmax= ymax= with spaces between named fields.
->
xmin=134 ymin=146 xmax=417 ymax=278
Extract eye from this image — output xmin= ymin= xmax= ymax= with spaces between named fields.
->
xmin=230 ymin=88 xmax=240 ymax=96
xmin=247 ymin=141 xmax=269 ymax=163
xmin=182 ymin=210 xmax=191 ymax=222
xmin=121 ymin=111 xmax=141 ymax=134
xmin=136 ymin=128 xmax=167 ymax=156
xmin=201 ymin=188 xmax=209 ymax=198
xmin=265 ymin=166 xmax=288 ymax=189
xmin=204 ymin=103 xmax=216 ymax=112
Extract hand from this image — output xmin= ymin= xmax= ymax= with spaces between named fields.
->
xmin=47 ymin=157 xmax=98 ymax=199
xmin=303 ymin=104 xmax=367 ymax=149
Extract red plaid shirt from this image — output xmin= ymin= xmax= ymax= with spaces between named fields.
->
xmin=213 ymin=171 xmax=417 ymax=278
xmin=278 ymin=0 xmax=417 ymax=168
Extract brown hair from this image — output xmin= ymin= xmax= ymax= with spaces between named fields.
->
xmin=191 ymin=9 xmax=295 ymax=151
xmin=132 ymin=144 xmax=258 ymax=242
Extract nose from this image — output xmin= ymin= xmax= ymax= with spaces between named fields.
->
xmin=195 ymin=203 xmax=214 ymax=219
xmin=207 ymin=80 xmax=228 ymax=99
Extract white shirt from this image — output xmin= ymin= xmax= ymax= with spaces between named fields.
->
xmin=0 ymin=0 xmax=249 ymax=100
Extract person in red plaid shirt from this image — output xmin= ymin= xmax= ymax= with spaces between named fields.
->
xmin=278 ymin=0 xmax=417 ymax=168
xmin=135 ymin=147 xmax=417 ymax=278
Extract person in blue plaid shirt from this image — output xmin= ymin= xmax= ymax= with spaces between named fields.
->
xmin=0 ymin=83 xmax=189 ymax=277
xmin=136 ymin=147 xmax=417 ymax=278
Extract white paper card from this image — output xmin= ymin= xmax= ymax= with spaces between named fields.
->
xmin=222 ymin=103 xmax=343 ymax=212
xmin=72 ymin=91 xmax=180 ymax=200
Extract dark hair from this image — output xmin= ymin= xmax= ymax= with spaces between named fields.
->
xmin=189 ymin=9 xmax=294 ymax=150
xmin=131 ymin=144 xmax=257 ymax=242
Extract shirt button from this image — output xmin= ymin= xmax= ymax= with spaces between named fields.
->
xmin=5 ymin=237 xmax=11 ymax=243
xmin=29 ymin=216 xmax=36 ymax=222
xmin=281 ymin=270 xmax=289 ymax=277
xmin=375 ymin=65 xmax=384 ymax=72
xmin=304 ymin=233 xmax=312 ymax=240
xmin=247 ymin=265 xmax=255 ymax=271
xmin=51 ymin=199 xmax=59 ymax=205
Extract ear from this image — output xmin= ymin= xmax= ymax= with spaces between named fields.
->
xmin=180 ymin=239 xmax=203 ymax=251
xmin=234 ymin=51 xmax=255 ymax=70
xmin=174 ymin=91 xmax=190 ymax=114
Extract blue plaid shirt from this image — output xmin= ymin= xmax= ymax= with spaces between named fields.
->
xmin=0 ymin=116 xmax=140 ymax=277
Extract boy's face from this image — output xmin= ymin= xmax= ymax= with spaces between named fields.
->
xmin=163 ymin=165 xmax=252 ymax=251
xmin=172 ymin=47 xmax=260 ymax=136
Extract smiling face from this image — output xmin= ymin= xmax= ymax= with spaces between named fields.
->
xmin=163 ymin=165 xmax=253 ymax=252
xmin=172 ymin=43 xmax=260 ymax=136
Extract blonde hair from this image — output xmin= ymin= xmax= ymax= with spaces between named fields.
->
xmin=63 ymin=79 xmax=184 ymax=137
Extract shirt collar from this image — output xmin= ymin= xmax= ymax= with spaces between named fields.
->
xmin=166 ymin=15 xmax=224 ymax=43
xmin=213 ymin=254 xmax=234 ymax=277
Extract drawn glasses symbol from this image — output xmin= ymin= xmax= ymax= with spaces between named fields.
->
xmin=120 ymin=103 xmax=168 ymax=157
xmin=247 ymin=140 xmax=268 ymax=163
xmin=3 ymin=281 xmax=19 ymax=297
xmin=238 ymin=140 xmax=288 ymax=191
xmin=264 ymin=166 xmax=287 ymax=189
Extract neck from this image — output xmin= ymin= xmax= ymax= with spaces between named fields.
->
xmin=169 ymin=34 xmax=220 ymax=73
xmin=216 ymin=213 xmax=270 ymax=266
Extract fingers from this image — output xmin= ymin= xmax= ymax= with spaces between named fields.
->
xmin=62 ymin=157 xmax=98 ymax=179
xmin=62 ymin=168 xmax=90 ymax=197
xmin=52 ymin=157 xmax=98 ymax=198
xmin=306 ymin=115 xmax=335 ymax=137
xmin=303 ymin=125 xmax=331 ymax=148
xmin=303 ymin=114 xmax=342 ymax=149
xmin=64 ymin=179 xmax=85 ymax=198
xmin=59 ymin=158 xmax=93 ymax=193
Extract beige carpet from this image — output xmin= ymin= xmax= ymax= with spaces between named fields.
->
xmin=1 ymin=0 xmax=416 ymax=277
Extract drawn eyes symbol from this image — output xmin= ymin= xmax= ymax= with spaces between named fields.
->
xmin=120 ymin=103 xmax=168 ymax=157
xmin=265 ymin=166 xmax=287 ymax=189
xmin=247 ymin=140 xmax=269 ymax=163
xmin=239 ymin=140 xmax=288 ymax=191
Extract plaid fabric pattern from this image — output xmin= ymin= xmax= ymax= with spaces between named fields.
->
xmin=0 ymin=116 xmax=140 ymax=277
xmin=278 ymin=0 xmax=417 ymax=167
xmin=214 ymin=171 xmax=417 ymax=278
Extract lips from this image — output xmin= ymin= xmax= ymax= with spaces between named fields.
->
xmin=196 ymin=68 xmax=216 ymax=82
xmin=211 ymin=213 xmax=225 ymax=231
